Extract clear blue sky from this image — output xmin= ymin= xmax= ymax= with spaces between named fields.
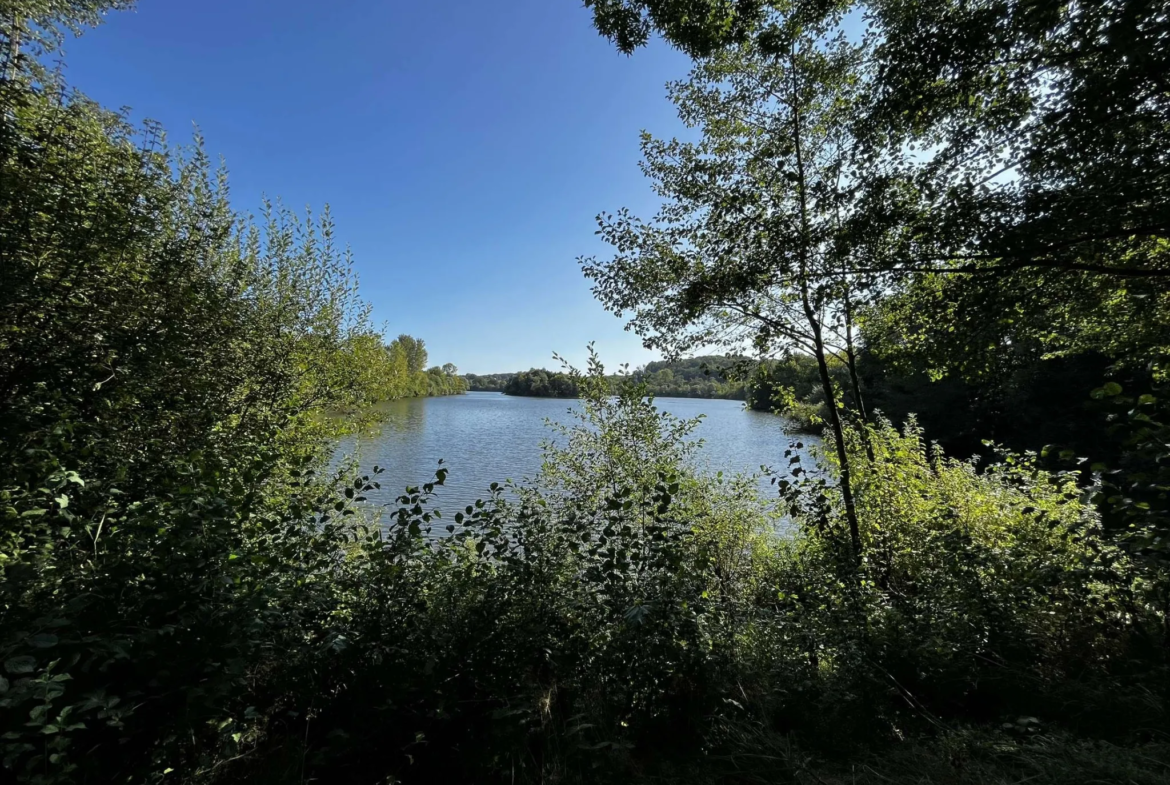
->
xmin=61 ymin=0 xmax=695 ymax=374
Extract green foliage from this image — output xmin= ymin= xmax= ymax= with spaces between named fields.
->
xmin=0 ymin=28 xmax=461 ymax=782
xmin=580 ymin=0 xmax=767 ymax=57
xmin=856 ymin=346 xmax=1131 ymax=463
xmin=581 ymin=32 xmax=870 ymax=365
xmin=630 ymin=355 xmax=746 ymax=399
xmin=1088 ymin=381 xmax=1170 ymax=559
xmin=540 ymin=347 xmax=704 ymax=506
xmin=861 ymin=0 xmax=1170 ymax=282
xmin=583 ymin=19 xmax=879 ymax=558
xmin=216 ymin=377 xmax=1164 ymax=784
xmin=425 ymin=363 xmax=469 ymax=396
xmin=468 ymin=354 xmax=831 ymax=416
xmin=470 ymin=356 xmax=747 ymax=399
xmin=745 ymin=352 xmax=862 ymax=431
xmin=580 ymin=0 xmax=1170 ymax=554
xmin=504 ymin=367 xmax=580 ymax=397
xmin=0 ymin=0 xmax=134 ymax=69
xmin=745 ymin=418 xmax=1163 ymax=755
xmin=393 ymin=333 xmax=428 ymax=374
xmin=465 ymin=371 xmax=515 ymax=392
xmin=372 ymin=335 xmax=467 ymax=399
xmin=688 ymin=728 xmax=1170 ymax=785
xmin=2 ymin=1 xmax=1169 ymax=782
xmin=585 ymin=0 xmax=1170 ymax=285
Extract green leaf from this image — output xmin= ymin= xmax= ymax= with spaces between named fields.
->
xmin=28 ymin=633 xmax=58 ymax=649
xmin=4 ymin=656 xmax=36 ymax=675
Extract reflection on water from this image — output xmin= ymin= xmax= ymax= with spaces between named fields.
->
xmin=334 ymin=392 xmax=820 ymax=513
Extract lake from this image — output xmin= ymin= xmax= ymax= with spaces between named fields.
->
xmin=334 ymin=391 xmax=821 ymax=511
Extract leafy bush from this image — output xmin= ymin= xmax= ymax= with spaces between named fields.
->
xmin=0 ymin=52 xmax=458 ymax=783
xmin=205 ymin=363 xmax=1165 ymax=784
xmin=504 ymin=368 xmax=580 ymax=398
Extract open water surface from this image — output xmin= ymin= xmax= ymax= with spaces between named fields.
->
xmin=334 ymin=391 xmax=821 ymax=512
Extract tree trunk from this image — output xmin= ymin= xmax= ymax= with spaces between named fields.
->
xmin=789 ymin=41 xmax=862 ymax=564
xmin=805 ymin=294 xmax=863 ymax=563
xmin=842 ymin=287 xmax=874 ymax=462
xmin=3 ymin=13 xmax=22 ymax=85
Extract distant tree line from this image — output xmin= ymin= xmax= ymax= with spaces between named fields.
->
xmin=628 ymin=356 xmax=745 ymax=399
xmin=469 ymin=356 xmax=828 ymax=423
xmin=485 ymin=342 xmax=1138 ymax=454
xmin=381 ymin=335 xmax=466 ymax=399
xmin=470 ymin=358 xmax=746 ymax=399
xmin=464 ymin=372 xmax=515 ymax=392
xmin=504 ymin=369 xmax=579 ymax=398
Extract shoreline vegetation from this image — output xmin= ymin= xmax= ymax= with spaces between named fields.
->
xmin=3 ymin=3 xmax=1170 ymax=785
xmin=373 ymin=334 xmax=469 ymax=402
xmin=327 ymin=340 xmax=466 ymax=419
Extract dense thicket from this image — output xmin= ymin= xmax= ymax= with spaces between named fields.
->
xmin=629 ymin=356 xmax=745 ymax=399
xmin=504 ymin=368 xmax=580 ymax=397
xmin=465 ymin=371 xmax=515 ymax=391
xmin=583 ymin=0 xmax=1170 ymax=545
xmin=571 ymin=0 xmax=1170 ymax=779
xmin=0 ymin=6 xmax=461 ymax=781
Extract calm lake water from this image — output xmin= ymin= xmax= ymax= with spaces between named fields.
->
xmin=334 ymin=392 xmax=820 ymax=511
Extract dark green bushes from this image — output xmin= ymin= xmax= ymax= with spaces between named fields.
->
xmin=629 ymin=356 xmax=746 ymax=400
xmin=744 ymin=353 xmax=854 ymax=431
xmin=200 ymin=369 xmax=1166 ymax=784
xmin=504 ymin=368 xmax=580 ymax=398
xmin=0 ymin=32 xmax=460 ymax=782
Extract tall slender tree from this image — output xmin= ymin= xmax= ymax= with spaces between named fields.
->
xmin=582 ymin=10 xmax=873 ymax=559
xmin=580 ymin=0 xmax=1170 ymax=366
xmin=395 ymin=333 xmax=428 ymax=375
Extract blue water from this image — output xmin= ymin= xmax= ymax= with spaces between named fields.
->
xmin=334 ymin=392 xmax=820 ymax=511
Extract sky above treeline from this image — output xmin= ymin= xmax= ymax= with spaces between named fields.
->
xmin=62 ymin=0 xmax=697 ymax=374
